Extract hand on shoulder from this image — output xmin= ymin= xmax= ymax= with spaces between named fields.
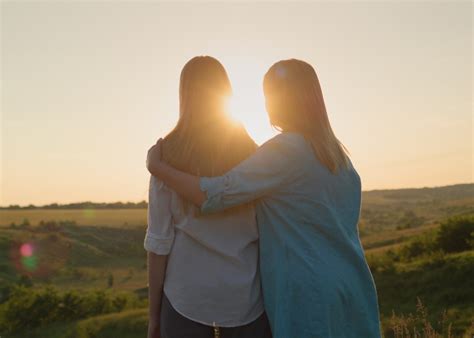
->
xmin=147 ymin=139 xmax=164 ymax=176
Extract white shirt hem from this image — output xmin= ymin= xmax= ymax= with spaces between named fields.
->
xmin=163 ymin=290 xmax=265 ymax=328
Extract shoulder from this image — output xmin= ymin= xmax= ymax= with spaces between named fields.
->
xmin=264 ymin=132 xmax=307 ymax=147
xmin=260 ymin=132 xmax=309 ymax=157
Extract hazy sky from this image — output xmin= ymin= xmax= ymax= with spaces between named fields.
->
xmin=1 ymin=1 xmax=472 ymax=206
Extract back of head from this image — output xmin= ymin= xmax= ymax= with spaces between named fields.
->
xmin=263 ymin=59 xmax=349 ymax=173
xmin=162 ymin=56 xmax=257 ymax=177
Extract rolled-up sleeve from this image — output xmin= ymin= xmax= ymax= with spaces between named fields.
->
xmin=144 ymin=176 xmax=174 ymax=255
xmin=200 ymin=134 xmax=300 ymax=213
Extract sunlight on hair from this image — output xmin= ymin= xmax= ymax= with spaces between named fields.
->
xmin=226 ymin=62 xmax=277 ymax=145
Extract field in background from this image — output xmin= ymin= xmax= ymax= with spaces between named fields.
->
xmin=0 ymin=183 xmax=473 ymax=337
xmin=0 ymin=209 xmax=147 ymax=227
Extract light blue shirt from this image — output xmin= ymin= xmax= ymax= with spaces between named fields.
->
xmin=200 ymin=132 xmax=381 ymax=338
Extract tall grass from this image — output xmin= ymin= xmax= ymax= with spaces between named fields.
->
xmin=388 ymin=298 xmax=453 ymax=338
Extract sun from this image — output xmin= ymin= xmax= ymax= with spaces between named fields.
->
xmin=226 ymin=62 xmax=277 ymax=145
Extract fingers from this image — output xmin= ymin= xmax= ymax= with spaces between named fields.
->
xmin=147 ymin=145 xmax=155 ymax=156
xmin=147 ymin=139 xmax=163 ymax=170
xmin=146 ymin=144 xmax=157 ymax=167
xmin=148 ymin=140 xmax=161 ymax=152
xmin=148 ymin=139 xmax=162 ymax=156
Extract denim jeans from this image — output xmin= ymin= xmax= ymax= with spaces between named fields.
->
xmin=160 ymin=294 xmax=273 ymax=338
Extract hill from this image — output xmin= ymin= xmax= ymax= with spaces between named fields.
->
xmin=0 ymin=183 xmax=472 ymax=337
xmin=360 ymin=183 xmax=474 ymax=235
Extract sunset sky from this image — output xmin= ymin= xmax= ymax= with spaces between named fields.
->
xmin=1 ymin=1 xmax=472 ymax=206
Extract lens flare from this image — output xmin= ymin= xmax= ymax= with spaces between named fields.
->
xmin=21 ymin=255 xmax=38 ymax=271
xmin=20 ymin=243 xmax=34 ymax=257
xmin=11 ymin=231 xmax=72 ymax=278
xmin=16 ymin=242 xmax=39 ymax=272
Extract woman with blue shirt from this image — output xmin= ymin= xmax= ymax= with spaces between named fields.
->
xmin=147 ymin=59 xmax=381 ymax=338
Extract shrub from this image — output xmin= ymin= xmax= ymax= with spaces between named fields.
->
xmin=436 ymin=216 xmax=474 ymax=253
xmin=367 ymin=252 xmax=396 ymax=274
xmin=20 ymin=218 xmax=30 ymax=227
xmin=107 ymin=273 xmax=114 ymax=288
xmin=17 ymin=274 xmax=33 ymax=287
xmin=396 ymin=210 xmax=425 ymax=230
xmin=0 ymin=286 xmax=142 ymax=335
xmin=398 ymin=232 xmax=437 ymax=261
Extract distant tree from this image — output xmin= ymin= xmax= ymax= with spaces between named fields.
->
xmin=436 ymin=216 xmax=474 ymax=253
xmin=469 ymin=232 xmax=474 ymax=248
xmin=0 ymin=286 xmax=141 ymax=334
xmin=48 ymin=233 xmax=59 ymax=242
xmin=20 ymin=218 xmax=30 ymax=227
xmin=399 ymin=233 xmax=437 ymax=261
xmin=396 ymin=210 xmax=425 ymax=230
xmin=17 ymin=274 xmax=33 ymax=287
xmin=112 ymin=294 xmax=128 ymax=311
xmin=107 ymin=273 xmax=114 ymax=288
xmin=0 ymin=282 xmax=13 ymax=303
xmin=59 ymin=290 xmax=84 ymax=320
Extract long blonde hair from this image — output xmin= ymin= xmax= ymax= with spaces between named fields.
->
xmin=162 ymin=56 xmax=257 ymax=177
xmin=263 ymin=59 xmax=349 ymax=173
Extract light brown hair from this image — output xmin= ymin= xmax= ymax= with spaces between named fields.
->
xmin=263 ymin=59 xmax=349 ymax=173
xmin=162 ymin=56 xmax=257 ymax=177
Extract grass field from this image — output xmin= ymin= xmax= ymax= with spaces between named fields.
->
xmin=0 ymin=223 xmax=148 ymax=290
xmin=0 ymin=209 xmax=147 ymax=227
xmin=0 ymin=183 xmax=473 ymax=337
xmin=10 ymin=309 xmax=149 ymax=338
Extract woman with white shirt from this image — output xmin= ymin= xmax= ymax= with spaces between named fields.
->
xmin=144 ymin=56 xmax=271 ymax=338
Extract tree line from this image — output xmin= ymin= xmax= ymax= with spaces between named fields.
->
xmin=1 ymin=201 xmax=148 ymax=210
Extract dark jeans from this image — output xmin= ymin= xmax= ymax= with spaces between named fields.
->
xmin=160 ymin=294 xmax=273 ymax=338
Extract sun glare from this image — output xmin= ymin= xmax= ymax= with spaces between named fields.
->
xmin=226 ymin=62 xmax=277 ymax=145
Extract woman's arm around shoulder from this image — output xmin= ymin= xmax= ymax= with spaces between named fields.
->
xmin=146 ymin=133 xmax=302 ymax=213
xmin=199 ymin=132 xmax=302 ymax=212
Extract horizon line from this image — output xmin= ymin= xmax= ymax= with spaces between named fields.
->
xmin=1 ymin=182 xmax=472 ymax=209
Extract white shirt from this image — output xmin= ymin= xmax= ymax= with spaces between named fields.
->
xmin=144 ymin=176 xmax=264 ymax=327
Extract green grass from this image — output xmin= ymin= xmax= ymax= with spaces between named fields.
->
xmin=10 ymin=309 xmax=148 ymax=338
xmin=72 ymin=309 xmax=148 ymax=338
xmin=359 ymin=184 xmax=474 ymax=236
xmin=0 ymin=184 xmax=472 ymax=337
xmin=362 ymin=223 xmax=439 ymax=253
xmin=0 ymin=223 xmax=147 ymax=290
xmin=374 ymin=251 xmax=474 ymax=337
xmin=0 ymin=209 xmax=147 ymax=227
